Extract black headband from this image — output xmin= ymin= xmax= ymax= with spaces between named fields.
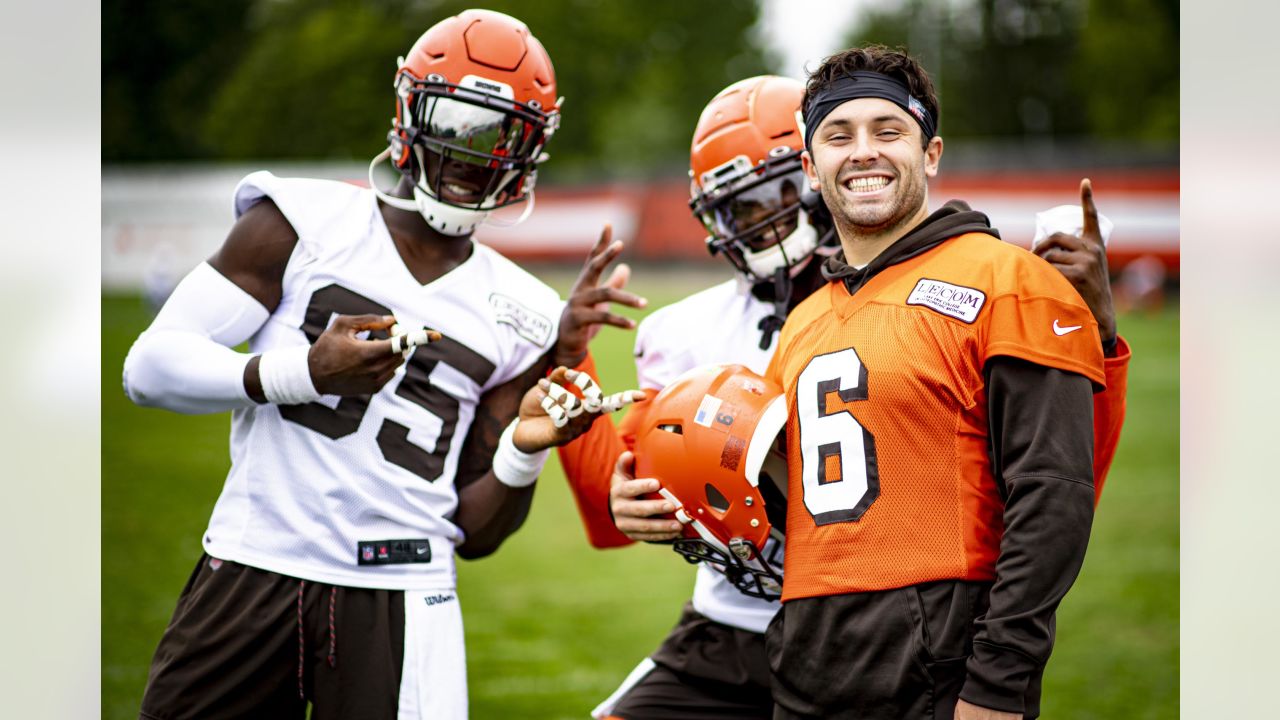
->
xmin=802 ymin=71 xmax=937 ymax=149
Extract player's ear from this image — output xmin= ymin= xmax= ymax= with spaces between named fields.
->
xmin=924 ymin=136 xmax=943 ymax=178
xmin=802 ymin=150 xmax=820 ymax=191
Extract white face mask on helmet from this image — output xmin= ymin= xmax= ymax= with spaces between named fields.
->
xmin=694 ymin=159 xmax=830 ymax=284
xmin=739 ymin=207 xmax=820 ymax=280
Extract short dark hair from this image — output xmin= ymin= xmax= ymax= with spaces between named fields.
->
xmin=803 ymin=45 xmax=939 ymax=147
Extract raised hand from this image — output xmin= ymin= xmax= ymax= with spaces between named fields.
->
xmin=512 ymin=366 xmax=645 ymax=453
xmin=555 ymin=224 xmax=648 ymax=367
xmin=1033 ymin=178 xmax=1116 ymax=343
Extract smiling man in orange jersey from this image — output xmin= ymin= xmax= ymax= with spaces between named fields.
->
xmin=763 ymin=45 xmax=1106 ymax=720
xmin=554 ymin=65 xmax=1130 ymax=719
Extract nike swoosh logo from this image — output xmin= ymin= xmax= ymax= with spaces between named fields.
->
xmin=416 ymin=546 xmax=428 ymax=554
xmin=1053 ymin=319 xmax=1083 ymax=336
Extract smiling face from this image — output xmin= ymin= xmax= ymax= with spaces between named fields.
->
xmin=802 ymin=97 xmax=942 ymax=255
xmin=422 ymin=148 xmax=494 ymax=206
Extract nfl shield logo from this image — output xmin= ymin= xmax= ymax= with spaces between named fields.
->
xmin=361 ymin=545 xmax=374 ymax=561
xmin=908 ymin=96 xmax=927 ymax=123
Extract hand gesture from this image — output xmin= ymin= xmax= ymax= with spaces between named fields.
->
xmin=1033 ymin=178 xmax=1117 ymax=343
xmin=555 ymin=224 xmax=648 ymax=367
xmin=512 ymin=366 xmax=645 ymax=453
xmin=307 ymin=314 xmax=440 ymax=396
xmin=610 ymin=451 xmax=683 ymax=542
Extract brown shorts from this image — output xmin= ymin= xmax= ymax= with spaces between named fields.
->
xmin=766 ymin=581 xmax=1015 ymax=720
xmin=606 ymin=603 xmax=773 ymax=720
xmin=139 ymin=554 xmax=408 ymax=720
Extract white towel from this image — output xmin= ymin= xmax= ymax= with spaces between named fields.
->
xmin=1032 ymin=204 xmax=1114 ymax=249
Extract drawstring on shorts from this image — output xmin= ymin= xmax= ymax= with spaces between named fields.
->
xmin=297 ymin=581 xmax=340 ymax=701
xmin=328 ymin=585 xmax=338 ymax=668
xmin=297 ymin=580 xmax=306 ymax=700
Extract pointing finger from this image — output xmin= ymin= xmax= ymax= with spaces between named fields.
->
xmin=333 ymin=314 xmax=396 ymax=335
xmin=1079 ymin=178 xmax=1100 ymax=239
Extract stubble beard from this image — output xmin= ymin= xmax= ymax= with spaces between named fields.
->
xmin=822 ymin=161 xmax=928 ymax=242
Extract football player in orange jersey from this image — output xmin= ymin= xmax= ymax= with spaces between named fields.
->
xmin=556 ymin=69 xmax=1130 ymax=719
xmin=759 ymin=45 xmax=1102 ymax=719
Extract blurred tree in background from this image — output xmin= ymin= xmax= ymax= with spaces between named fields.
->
xmin=103 ymin=0 xmax=256 ymax=161
xmin=104 ymin=0 xmax=1176 ymax=172
xmin=1074 ymin=0 xmax=1178 ymax=141
xmin=103 ymin=0 xmax=772 ymax=179
xmin=846 ymin=0 xmax=1177 ymax=143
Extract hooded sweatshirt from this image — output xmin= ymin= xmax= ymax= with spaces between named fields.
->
xmin=771 ymin=200 xmax=1097 ymax=718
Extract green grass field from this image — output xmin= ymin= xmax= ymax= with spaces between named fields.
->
xmin=102 ymin=269 xmax=1178 ymax=719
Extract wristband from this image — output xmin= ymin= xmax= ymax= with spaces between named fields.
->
xmin=492 ymin=418 xmax=549 ymax=488
xmin=258 ymin=345 xmax=321 ymax=405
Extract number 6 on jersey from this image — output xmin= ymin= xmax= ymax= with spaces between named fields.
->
xmin=796 ymin=348 xmax=880 ymax=525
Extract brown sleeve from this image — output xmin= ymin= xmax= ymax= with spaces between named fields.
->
xmin=960 ymin=356 xmax=1095 ymax=714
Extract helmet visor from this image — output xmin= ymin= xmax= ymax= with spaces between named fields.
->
xmin=411 ymin=89 xmax=549 ymax=209
xmin=418 ymin=91 xmax=542 ymax=169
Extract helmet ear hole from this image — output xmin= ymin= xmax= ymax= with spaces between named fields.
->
xmin=704 ymin=483 xmax=730 ymax=512
xmin=657 ymin=423 xmax=683 ymax=435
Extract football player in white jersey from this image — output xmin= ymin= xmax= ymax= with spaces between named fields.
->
xmin=121 ymin=10 xmax=643 ymax=720
xmin=556 ymin=75 xmax=1132 ymax=719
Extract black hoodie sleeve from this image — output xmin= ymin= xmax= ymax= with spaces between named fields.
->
xmin=959 ymin=356 xmax=1095 ymax=713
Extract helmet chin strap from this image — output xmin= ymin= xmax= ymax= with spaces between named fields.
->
xmin=482 ymin=188 xmax=536 ymax=228
xmin=368 ymin=149 xmax=419 ymax=212
xmin=755 ymin=265 xmax=791 ymax=351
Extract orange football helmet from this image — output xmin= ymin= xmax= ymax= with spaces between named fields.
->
xmin=370 ymin=9 xmax=561 ymax=235
xmin=633 ymin=364 xmax=789 ymax=599
xmin=689 ymin=75 xmax=831 ymax=283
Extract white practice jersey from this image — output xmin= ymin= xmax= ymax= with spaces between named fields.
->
xmin=634 ymin=277 xmax=784 ymax=634
xmin=204 ymin=171 xmax=561 ymax=590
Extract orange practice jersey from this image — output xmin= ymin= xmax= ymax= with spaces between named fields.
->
xmin=558 ymin=324 xmax=1129 ymax=552
xmin=766 ymin=232 xmax=1106 ymax=602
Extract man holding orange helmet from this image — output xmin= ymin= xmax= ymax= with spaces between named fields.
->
xmin=558 ymin=69 xmax=1130 ymax=719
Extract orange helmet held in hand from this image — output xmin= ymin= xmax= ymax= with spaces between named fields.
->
xmin=633 ymin=364 xmax=789 ymax=599
xmin=371 ymin=9 xmax=561 ymax=236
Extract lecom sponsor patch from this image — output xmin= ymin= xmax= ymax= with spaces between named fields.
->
xmin=905 ymin=278 xmax=986 ymax=323
xmin=490 ymin=293 xmax=553 ymax=347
